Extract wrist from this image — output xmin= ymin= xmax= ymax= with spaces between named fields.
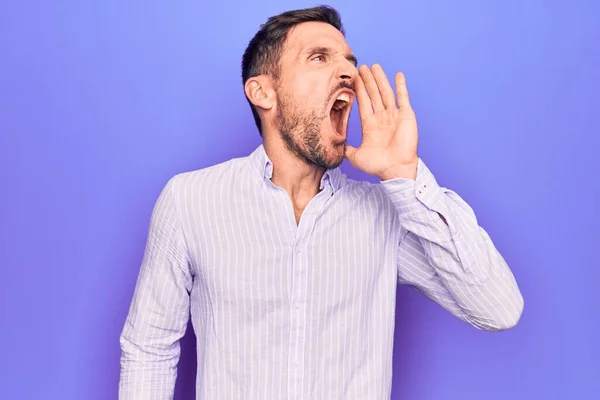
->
xmin=378 ymin=161 xmax=418 ymax=181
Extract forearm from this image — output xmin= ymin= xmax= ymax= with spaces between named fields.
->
xmin=119 ymin=263 xmax=190 ymax=399
xmin=119 ymin=329 xmax=181 ymax=399
xmin=399 ymin=224 xmax=523 ymax=331
xmin=383 ymin=159 xmax=524 ymax=331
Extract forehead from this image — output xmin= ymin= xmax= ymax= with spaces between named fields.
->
xmin=282 ymin=21 xmax=351 ymax=57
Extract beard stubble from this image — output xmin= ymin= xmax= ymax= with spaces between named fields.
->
xmin=275 ymin=89 xmax=347 ymax=170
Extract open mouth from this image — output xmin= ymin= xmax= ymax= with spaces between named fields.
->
xmin=329 ymin=90 xmax=353 ymax=139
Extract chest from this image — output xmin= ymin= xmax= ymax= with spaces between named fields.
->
xmin=184 ymin=187 xmax=399 ymax=307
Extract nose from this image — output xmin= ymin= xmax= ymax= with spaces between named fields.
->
xmin=338 ymin=59 xmax=358 ymax=83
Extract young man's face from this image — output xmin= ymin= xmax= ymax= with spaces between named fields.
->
xmin=273 ymin=21 xmax=357 ymax=169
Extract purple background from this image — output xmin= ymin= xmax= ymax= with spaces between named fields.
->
xmin=1 ymin=1 xmax=599 ymax=399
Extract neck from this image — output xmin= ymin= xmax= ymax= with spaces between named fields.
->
xmin=262 ymin=135 xmax=325 ymax=200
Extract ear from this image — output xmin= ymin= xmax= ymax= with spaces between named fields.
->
xmin=244 ymin=76 xmax=275 ymax=111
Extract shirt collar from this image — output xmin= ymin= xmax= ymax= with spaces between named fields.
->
xmin=249 ymin=144 xmax=342 ymax=193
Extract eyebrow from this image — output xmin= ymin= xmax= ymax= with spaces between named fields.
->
xmin=306 ymin=46 xmax=358 ymax=67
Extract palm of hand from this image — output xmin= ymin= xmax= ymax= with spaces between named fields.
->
xmin=345 ymin=64 xmax=419 ymax=180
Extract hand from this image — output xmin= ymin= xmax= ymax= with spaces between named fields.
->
xmin=345 ymin=64 xmax=419 ymax=181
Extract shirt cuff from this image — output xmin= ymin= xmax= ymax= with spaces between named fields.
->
xmin=380 ymin=158 xmax=444 ymax=216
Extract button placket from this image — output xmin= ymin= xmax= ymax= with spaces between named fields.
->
xmin=287 ymin=189 xmax=330 ymax=400
xmin=289 ymin=242 xmax=308 ymax=399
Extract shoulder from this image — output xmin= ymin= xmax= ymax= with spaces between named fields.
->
xmin=337 ymin=172 xmax=397 ymax=211
xmin=339 ymin=173 xmax=391 ymax=199
xmin=167 ymin=156 xmax=247 ymax=195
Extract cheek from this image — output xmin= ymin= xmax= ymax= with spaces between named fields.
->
xmin=288 ymin=73 xmax=327 ymax=104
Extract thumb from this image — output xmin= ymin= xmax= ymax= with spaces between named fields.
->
xmin=344 ymin=144 xmax=358 ymax=166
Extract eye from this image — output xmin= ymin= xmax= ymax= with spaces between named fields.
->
xmin=311 ymin=54 xmax=326 ymax=62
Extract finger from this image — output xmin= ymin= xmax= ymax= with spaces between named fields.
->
xmin=371 ymin=64 xmax=397 ymax=109
xmin=353 ymin=71 xmax=373 ymax=120
xmin=395 ymin=72 xmax=413 ymax=111
xmin=359 ymin=65 xmax=384 ymax=112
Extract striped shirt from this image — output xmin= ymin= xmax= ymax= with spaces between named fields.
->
xmin=119 ymin=144 xmax=523 ymax=399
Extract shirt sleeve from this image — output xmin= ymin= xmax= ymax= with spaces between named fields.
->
xmin=380 ymin=158 xmax=524 ymax=331
xmin=119 ymin=176 xmax=193 ymax=399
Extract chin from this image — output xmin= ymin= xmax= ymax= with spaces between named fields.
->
xmin=324 ymin=143 xmax=346 ymax=168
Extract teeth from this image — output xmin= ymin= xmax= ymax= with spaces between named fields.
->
xmin=336 ymin=92 xmax=351 ymax=103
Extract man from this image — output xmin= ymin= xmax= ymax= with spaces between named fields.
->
xmin=119 ymin=5 xmax=523 ymax=399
